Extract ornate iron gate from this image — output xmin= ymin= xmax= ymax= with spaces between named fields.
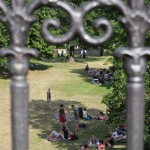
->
xmin=0 ymin=0 xmax=149 ymax=150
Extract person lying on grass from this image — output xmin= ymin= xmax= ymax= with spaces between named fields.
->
xmin=112 ymin=131 xmax=126 ymax=143
xmin=88 ymin=135 xmax=99 ymax=148
xmin=97 ymin=140 xmax=106 ymax=150
xmin=104 ymin=134 xmax=114 ymax=148
xmin=80 ymin=144 xmax=89 ymax=150
xmin=47 ymin=126 xmax=73 ymax=141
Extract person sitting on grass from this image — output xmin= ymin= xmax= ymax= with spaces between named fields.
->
xmin=88 ymin=135 xmax=99 ymax=148
xmin=104 ymin=134 xmax=114 ymax=148
xmin=99 ymin=113 xmax=105 ymax=120
xmin=47 ymin=126 xmax=73 ymax=142
xmin=117 ymin=123 xmax=126 ymax=132
xmin=80 ymin=144 xmax=89 ymax=150
xmin=112 ymin=131 xmax=126 ymax=143
xmin=111 ymin=123 xmax=126 ymax=141
xmin=97 ymin=140 xmax=106 ymax=150
xmin=85 ymin=64 xmax=89 ymax=71
xmin=82 ymin=107 xmax=93 ymax=120
xmin=94 ymin=111 xmax=105 ymax=120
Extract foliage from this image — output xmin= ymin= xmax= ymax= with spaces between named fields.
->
xmin=102 ymin=59 xmax=126 ymax=125
xmin=27 ymin=6 xmax=58 ymax=59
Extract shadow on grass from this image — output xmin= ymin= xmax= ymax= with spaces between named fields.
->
xmin=29 ymin=99 xmax=113 ymax=149
xmin=29 ymin=99 xmax=85 ymax=150
xmin=70 ymin=68 xmax=89 ymax=82
xmin=0 ymin=61 xmax=53 ymax=79
xmin=29 ymin=62 xmax=53 ymax=71
xmin=29 ymin=99 xmax=125 ymax=150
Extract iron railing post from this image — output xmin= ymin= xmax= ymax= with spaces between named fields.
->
xmin=0 ymin=1 xmax=38 ymax=150
xmin=125 ymin=1 xmax=145 ymax=150
xmin=11 ymin=0 xmax=25 ymax=8
xmin=129 ymin=0 xmax=144 ymax=10
xmin=125 ymin=1 xmax=147 ymax=150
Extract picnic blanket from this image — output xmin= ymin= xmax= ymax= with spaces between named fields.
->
xmin=53 ymin=112 xmax=71 ymax=121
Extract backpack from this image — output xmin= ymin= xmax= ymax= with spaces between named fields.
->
xmin=70 ymin=134 xmax=78 ymax=140
xmin=79 ymin=123 xmax=87 ymax=129
xmin=64 ymin=130 xmax=68 ymax=139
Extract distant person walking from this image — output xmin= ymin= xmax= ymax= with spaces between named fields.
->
xmin=61 ymin=50 xmax=64 ymax=57
xmin=71 ymin=105 xmax=79 ymax=131
xmin=47 ymin=88 xmax=52 ymax=108
xmin=60 ymin=50 xmax=64 ymax=61
xmin=83 ymin=48 xmax=87 ymax=58
xmin=80 ymin=50 xmax=83 ymax=58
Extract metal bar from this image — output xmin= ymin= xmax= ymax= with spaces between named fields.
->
xmin=126 ymin=83 xmax=145 ymax=150
xmin=11 ymin=0 xmax=25 ymax=8
xmin=8 ymin=1 xmax=30 ymax=150
xmin=126 ymin=1 xmax=146 ymax=150
xmin=11 ymin=78 xmax=29 ymax=150
xmin=129 ymin=0 xmax=144 ymax=10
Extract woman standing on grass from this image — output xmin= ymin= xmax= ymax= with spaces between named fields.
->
xmin=59 ymin=104 xmax=67 ymax=129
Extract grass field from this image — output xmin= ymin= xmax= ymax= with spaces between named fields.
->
xmin=0 ymin=56 xmax=125 ymax=150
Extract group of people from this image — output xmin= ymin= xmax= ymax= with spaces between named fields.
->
xmin=80 ymin=123 xmax=126 ymax=150
xmin=47 ymin=103 xmax=80 ymax=142
xmin=111 ymin=123 xmax=127 ymax=143
xmin=46 ymin=88 xmax=125 ymax=149
xmin=85 ymin=65 xmax=114 ymax=85
xmin=79 ymin=134 xmax=113 ymax=150
xmin=54 ymin=49 xmax=64 ymax=58
xmin=47 ymin=126 xmax=73 ymax=142
xmin=80 ymin=49 xmax=87 ymax=58
xmin=78 ymin=107 xmax=105 ymax=121
xmin=56 ymin=104 xmax=80 ymax=131
xmin=87 ymin=135 xmax=109 ymax=150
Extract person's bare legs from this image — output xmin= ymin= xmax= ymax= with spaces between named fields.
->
xmin=64 ymin=122 xmax=67 ymax=128
xmin=53 ymin=133 xmax=65 ymax=141
xmin=75 ymin=120 xmax=79 ymax=131
xmin=60 ymin=122 xmax=63 ymax=129
xmin=60 ymin=122 xmax=67 ymax=129
xmin=49 ymin=102 xmax=51 ymax=108
xmin=46 ymin=102 xmax=51 ymax=109
xmin=48 ymin=131 xmax=55 ymax=140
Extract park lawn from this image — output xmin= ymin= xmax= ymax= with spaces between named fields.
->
xmin=0 ymin=56 xmax=125 ymax=150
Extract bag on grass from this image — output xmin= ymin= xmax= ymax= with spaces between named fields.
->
xmin=79 ymin=123 xmax=87 ymax=129
xmin=70 ymin=134 xmax=78 ymax=140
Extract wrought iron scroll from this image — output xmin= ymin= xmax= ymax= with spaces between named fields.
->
xmin=0 ymin=0 xmax=149 ymax=150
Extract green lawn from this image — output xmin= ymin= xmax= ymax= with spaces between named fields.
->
xmin=0 ymin=56 xmax=125 ymax=150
